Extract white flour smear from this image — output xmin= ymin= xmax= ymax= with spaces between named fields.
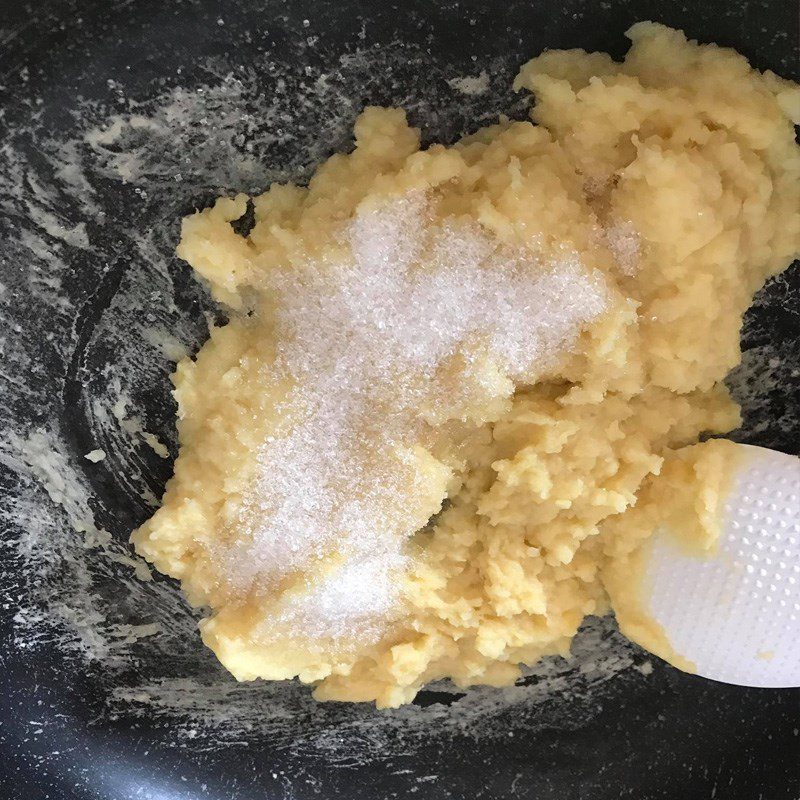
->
xmin=105 ymin=615 xmax=642 ymax=753
xmin=1 ymin=30 xmax=796 ymax=763
xmin=447 ymin=71 xmax=491 ymax=96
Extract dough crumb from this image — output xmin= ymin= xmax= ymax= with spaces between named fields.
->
xmin=141 ymin=432 xmax=169 ymax=459
xmin=757 ymin=650 xmax=775 ymax=661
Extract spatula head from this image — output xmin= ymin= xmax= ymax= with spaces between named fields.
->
xmin=641 ymin=444 xmax=800 ymax=688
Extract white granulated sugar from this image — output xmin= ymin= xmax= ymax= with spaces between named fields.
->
xmin=221 ymin=193 xmax=610 ymax=648
xmin=604 ymin=221 xmax=641 ymax=276
xmin=266 ymin=553 xmax=404 ymax=645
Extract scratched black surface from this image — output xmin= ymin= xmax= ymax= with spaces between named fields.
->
xmin=1 ymin=1 xmax=799 ymax=799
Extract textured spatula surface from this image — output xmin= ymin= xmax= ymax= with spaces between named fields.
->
xmin=641 ymin=445 xmax=800 ymax=687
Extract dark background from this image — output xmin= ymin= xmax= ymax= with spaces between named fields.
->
xmin=1 ymin=1 xmax=798 ymax=799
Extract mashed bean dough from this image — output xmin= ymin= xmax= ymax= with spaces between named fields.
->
xmin=132 ymin=24 xmax=800 ymax=707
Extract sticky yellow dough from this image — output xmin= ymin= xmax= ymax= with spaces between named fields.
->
xmin=132 ymin=22 xmax=800 ymax=707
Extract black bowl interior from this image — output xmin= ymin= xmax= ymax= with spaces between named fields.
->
xmin=1 ymin=1 xmax=798 ymax=798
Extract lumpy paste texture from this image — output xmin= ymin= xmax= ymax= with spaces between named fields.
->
xmin=132 ymin=24 xmax=800 ymax=707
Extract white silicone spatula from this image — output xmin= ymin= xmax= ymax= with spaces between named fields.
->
xmin=635 ymin=444 xmax=800 ymax=688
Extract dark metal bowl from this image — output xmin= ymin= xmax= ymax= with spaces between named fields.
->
xmin=1 ymin=1 xmax=798 ymax=798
